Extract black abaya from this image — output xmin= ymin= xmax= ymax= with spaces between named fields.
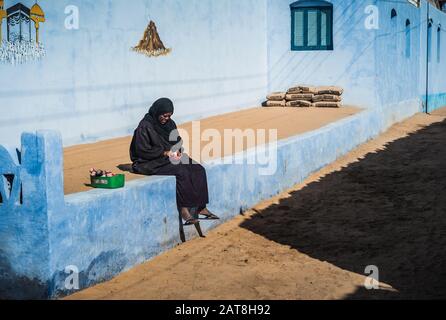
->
xmin=130 ymin=98 xmax=209 ymax=209
xmin=153 ymin=155 xmax=209 ymax=208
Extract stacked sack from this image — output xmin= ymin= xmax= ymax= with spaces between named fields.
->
xmin=312 ymin=86 xmax=344 ymax=108
xmin=285 ymin=85 xmax=317 ymax=107
xmin=262 ymin=92 xmax=287 ymax=107
xmin=263 ymin=85 xmax=344 ymax=108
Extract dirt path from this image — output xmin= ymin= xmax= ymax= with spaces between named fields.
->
xmin=67 ymin=108 xmax=446 ymax=300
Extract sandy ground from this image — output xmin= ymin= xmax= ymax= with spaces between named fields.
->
xmin=64 ymin=106 xmax=359 ymax=194
xmin=66 ymin=107 xmax=446 ymax=300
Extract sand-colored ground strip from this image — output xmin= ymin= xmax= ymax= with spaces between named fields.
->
xmin=64 ymin=106 xmax=359 ymax=195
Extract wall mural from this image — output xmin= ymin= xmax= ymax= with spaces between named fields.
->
xmin=133 ymin=20 xmax=171 ymax=57
xmin=0 ymin=0 xmax=46 ymax=65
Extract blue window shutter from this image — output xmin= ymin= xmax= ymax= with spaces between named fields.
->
xmin=307 ymin=9 xmax=318 ymax=47
xmin=321 ymin=10 xmax=327 ymax=46
xmin=290 ymin=1 xmax=333 ymax=51
xmin=294 ymin=10 xmax=305 ymax=47
xmin=324 ymin=8 xmax=333 ymax=49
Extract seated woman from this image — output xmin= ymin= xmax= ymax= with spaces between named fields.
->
xmin=130 ymin=97 xmax=220 ymax=225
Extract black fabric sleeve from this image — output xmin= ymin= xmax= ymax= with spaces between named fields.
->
xmin=134 ymin=127 xmax=165 ymax=161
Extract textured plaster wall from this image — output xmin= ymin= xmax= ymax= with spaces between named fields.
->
xmin=1 ymin=0 xmax=446 ymax=299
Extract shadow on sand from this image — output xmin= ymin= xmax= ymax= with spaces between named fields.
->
xmin=240 ymin=119 xmax=446 ymax=299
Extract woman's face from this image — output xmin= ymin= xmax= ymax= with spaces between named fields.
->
xmin=158 ymin=112 xmax=173 ymax=125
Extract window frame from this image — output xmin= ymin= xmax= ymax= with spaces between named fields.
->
xmin=290 ymin=1 xmax=334 ymax=51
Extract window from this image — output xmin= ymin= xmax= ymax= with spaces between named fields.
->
xmin=406 ymin=19 xmax=411 ymax=58
xmin=390 ymin=10 xmax=397 ymax=52
xmin=391 ymin=9 xmax=397 ymax=19
xmin=290 ymin=0 xmax=333 ymax=51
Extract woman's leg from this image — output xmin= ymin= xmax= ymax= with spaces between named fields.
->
xmin=154 ymin=161 xmax=209 ymax=208
xmin=189 ymin=162 xmax=209 ymax=207
xmin=184 ymin=161 xmax=219 ymax=219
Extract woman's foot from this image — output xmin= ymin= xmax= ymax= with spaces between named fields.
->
xmin=198 ymin=207 xmax=220 ymax=220
xmin=180 ymin=207 xmax=199 ymax=225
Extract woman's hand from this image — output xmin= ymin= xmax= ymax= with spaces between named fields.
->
xmin=172 ymin=151 xmax=182 ymax=161
xmin=165 ymin=150 xmax=182 ymax=161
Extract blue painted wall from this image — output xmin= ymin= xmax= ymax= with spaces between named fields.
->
xmin=0 ymin=131 xmax=56 ymax=299
xmin=0 ymin=0 xmax=268 ymax=147
xmin=267 ymin=0 xmax=378 ymax=109
xmin=374 ymin=0 xmax=422 ymax=108
xmin=267 ymin=0 xmax=446 ymax=112
xmin=1 ymin=0 xmax=446 ymax=149
xmin=2 ymin=0 xmax=446 ymax=299
xmin=425 ymin=3 xmax=446 ymax=112
xmin=374 ymin=0 xmax=446 ymax=112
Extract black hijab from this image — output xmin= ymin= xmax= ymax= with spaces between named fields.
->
xmin=144 ymin=98 xmax=180 ymax=146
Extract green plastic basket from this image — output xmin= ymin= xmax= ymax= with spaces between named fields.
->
xmin=90 ymin=174 xmax=125 ymax=189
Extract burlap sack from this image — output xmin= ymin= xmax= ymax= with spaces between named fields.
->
xmin=314 ymin=101 xmax=342 ymax=108
xmin=286 ymin=100 xmax=313 ymax=107
xmin=287 ymin=85 xmax=318 ymax=94
xmin=262 ymin=100 xmax=286 ymax=107
xmin=312 ymin=94 xmax=342 ymax=102
xmin=267 ymin=92 xmax=286 ymax=101
xmin=286 ymin=93 xmax=314 ymax=101
xmin=316 ymin=86 xmax=344 ymax=96
xmin=287 ymin=86 xmax=302 ymax=94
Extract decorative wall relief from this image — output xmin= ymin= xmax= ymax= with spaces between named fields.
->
xmin=0 ymin=1 xmax=46 ymax=65
xmin=133 ymin=20 xmax=171 ymax=57
xmin=0 ymin=145 xmax=21 ymax=207
xmin=30 ymin=1 xmax=45 ymax=43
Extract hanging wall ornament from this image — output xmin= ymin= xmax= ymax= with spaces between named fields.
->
xmin=133 ymin=20 xmax=171 ymax=57
xmin=0 ymin=1 xmax=46 ymax=65
xmin=30 ymin=1 xmax=45 ymax=45
xmin=0 ymin=0 xmax=6 ymax=43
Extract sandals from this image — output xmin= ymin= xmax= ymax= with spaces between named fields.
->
xmin=184 ymin=218 xmax=199 ymax=226
xmin=180 ymin=208 xmax=199 ymax=226
xmin=198 ymin=208 xmax=220 ymax=220
xmin=180 ymin=207 xmax=219 ymax=226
